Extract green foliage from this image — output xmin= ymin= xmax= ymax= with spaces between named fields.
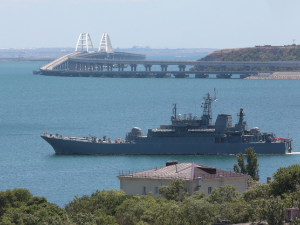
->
xmin=234 ymin=152 xmax=247 ymax=174
xmin=190 ymin=46 xmax=300 ymax=72
xmin=269 ymin=164 xmax=300 ymax=197
xmin=65 ymin=189 xmax=131 ymax=216
xmin=158 ymin=179 xmax=185 ymax=201
xmin=242 ymin=184 xmax=270 ymax=202
xmin=215 ymin=201 xmax=250 ymax=224
xmin=189 ymin=191 xmax=206 ymax=200
xmin=0 ymin=188 xmax=32 ymax=217
xmin=266 ymin=197 xmax=285 ymax=225
xmin=181 ymin=198 xmax=216 ymax=225
xmin=291 ymin=218 xmax=300 ymax=225
xmin=206 ymin=185 xmax=240 ymax=204
xmin=282 ymin=188 xmax=300 ymax=208
xmin=233 ymin=148 xmax=259 ymax=181
xmin=247 ymin=177 xmax=255 ymax=185
xmin=0 ymin=195 xmax=66 ymax=225
xmin=233 ymin=163 xmax=240 ymax=173
xmin=71 ymin=211 xmax=117 ymax=225
xmin=3 ymin=178 xmax=299 ymax=225
xmin=246 ymin=148 xmax=260 ymax=181
xmin=115 ymin=195 xmax=185 ymax=225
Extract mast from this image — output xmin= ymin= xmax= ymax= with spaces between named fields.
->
xmin=173 ymin=103 xmax=177 ymax=119
xmin=202 ymin=90 xmax=217 ymax=119
xmin=201 ymin=89 xmax=217 ymax=125
xmin=238 ymin=108 xmax=245 ymax=125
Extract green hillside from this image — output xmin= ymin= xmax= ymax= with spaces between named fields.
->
xmin=199 ymin=45 xmax=300 ymax=62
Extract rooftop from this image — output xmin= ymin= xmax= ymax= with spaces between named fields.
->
xmin=118 ymin=162 xmax=248 ymax=181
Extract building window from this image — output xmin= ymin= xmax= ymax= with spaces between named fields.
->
xmin=155 ymin=187 xmax=159 ymax=194
xmin=143 ymin=186 xmax=146 ymax=195
xmin=208 ymin=187 xmax=212 ymax=194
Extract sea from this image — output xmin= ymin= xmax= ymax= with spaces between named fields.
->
xmin=0 ymin=53 xmax=300 ymax=207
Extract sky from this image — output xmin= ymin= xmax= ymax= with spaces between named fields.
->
xmin=1 ymin=0 xmax=300 ymax=49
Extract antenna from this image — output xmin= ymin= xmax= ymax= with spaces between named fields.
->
xmin=293 ymin=39 xmax=296 ymax=45
xmin=173 ymin=103 xmax=177 ymax=119
xmin=201 ymin=89 xmax=217 ymax=118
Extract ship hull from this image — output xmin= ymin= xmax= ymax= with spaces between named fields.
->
xmin=41 ymin=135 xmax=293 ymax=155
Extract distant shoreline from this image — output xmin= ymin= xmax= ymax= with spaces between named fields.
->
xmin=246 ymin=72 xmax=300 ymax=79
xmin=0 ymin=48 xmax=217 ymax=62
xmin=0 ymin=58 xmax=55 ymax=62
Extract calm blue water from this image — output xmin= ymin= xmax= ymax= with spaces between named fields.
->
xmin=0 ymin=57 xmax=300 ymax=207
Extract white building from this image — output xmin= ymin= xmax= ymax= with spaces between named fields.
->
xmin=118 ymin=161 xmax=249 ymax=197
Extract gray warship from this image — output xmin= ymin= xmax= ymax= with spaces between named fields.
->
xmin=41 ymin=92 xmax=293 ymax=155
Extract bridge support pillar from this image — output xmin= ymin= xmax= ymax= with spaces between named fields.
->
xmin=130 ymin=64 xmax=137 ymax=71
xmin=195 ymin=73 xmax=209 ymax=78
xmin=160 ymin=65 xmax=168 ymax=71
xmin=240 ymin=74 xmax=251 ymax=79
xmin=98 ymin=64 xmax=103 ymax=71
xmin=118 ymin=64 xmax=125 ymax=71
xmin=216 ymin=74 xmax=232 ymax=79
xmin=178 ymin=65 xmax=186 ymax=71
xmin=144 ymin=65 xmax=152 ymax=71
xmin=174 ymin=73 xmax=188 ymax=78
xmin=107 ymin=64 xmax=113 ymax=71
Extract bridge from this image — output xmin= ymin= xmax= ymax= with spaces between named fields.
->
xmin=39 ymin=33 xmax=300 ymax=79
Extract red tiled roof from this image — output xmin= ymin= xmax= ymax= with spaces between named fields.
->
xmin=118 ymin=162 xmax=248 ymax=180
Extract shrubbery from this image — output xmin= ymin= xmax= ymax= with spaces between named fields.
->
xmin=3 ymin=164 xmax=300 ymax=224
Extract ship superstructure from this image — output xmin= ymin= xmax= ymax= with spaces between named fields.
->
xmin=41 ymin=92 xmax=293 ymax=155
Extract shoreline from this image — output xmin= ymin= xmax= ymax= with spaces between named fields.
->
xmin=245 ymin=72 xmax=300 ymax=79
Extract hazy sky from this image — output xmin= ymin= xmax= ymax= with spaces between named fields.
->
xmin=1 ymin=0 xmax=300 ymax=49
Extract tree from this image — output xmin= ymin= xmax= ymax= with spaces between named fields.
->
xmin=233 ymin=152 xmax=247 ymax=174
xmin=242 ymin=184 xmax=270 ymax=202
xmin=233 ymin=148 xmax=259 ymax=181
xmin=206 ymin=185 xmax=240 ymax=204
xmin=246 ymin=148 xmax=259 ymax=181
xmin=269 ymin=164 xmax=300 ymax=197
xmin=65 ymin=189 xmax=131 ymax=216
xmin=159 ymin=179 xmax=185 ymax=201
xmin=181 ymin=198 xmax=216 ymax=225
xmin=266 ymin=197 xmax=285 ymax=225
xmin=0 ymin=196 xmax=67 ymax=225
xmin=0 ymin=188 xmax=33 ymax=217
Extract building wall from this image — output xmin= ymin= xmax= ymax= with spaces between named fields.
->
xmin=120 ymin=177 xmax=187 ymax=197
xmin=119 ymin=176 xmax=248 ymax=197
xmin=195 ymin=177 xmax=248 ymax=196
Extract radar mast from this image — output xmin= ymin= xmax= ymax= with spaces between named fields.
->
xmin=172 ymin=103 xmax=177 ymax=120
xmin=201 ymin=88 xmax=217 ymax=119
xmin=238 ymin=108 xmax=245 ymax=125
